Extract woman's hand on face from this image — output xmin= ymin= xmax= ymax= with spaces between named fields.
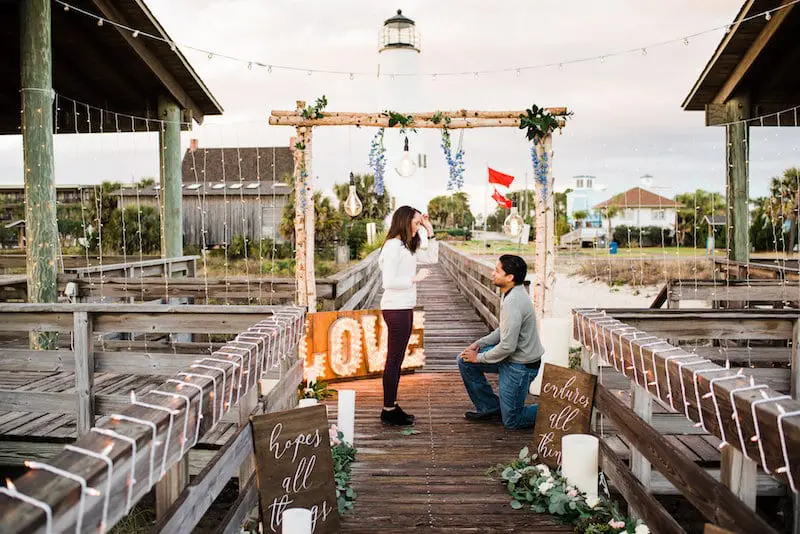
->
xmin=421 ymin=214 xmax=434 ymax=234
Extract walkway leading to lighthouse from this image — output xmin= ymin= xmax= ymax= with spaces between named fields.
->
xmin=329 ymin=264 xmax=572 ymax=533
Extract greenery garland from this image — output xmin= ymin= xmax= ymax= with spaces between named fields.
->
xmin=301 ymin=95 xmax=328 ymax=119
xmin=330 ymin=426 xmax=358 ymax=514
xmin=383 ymin=110 xmax=416 ymax=135
xmin=488 ymin=447 xmax=649 ymax=534
xmin=368 ymin=129 xmax=387 ymax=195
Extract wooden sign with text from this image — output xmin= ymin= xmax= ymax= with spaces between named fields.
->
xmin=531 ymin=363 xmax=597 ymax=468
xmin=303 ymin=308 xmax=425 ymax=382
xmin=251 ymin=405 xmax=340 ymax=534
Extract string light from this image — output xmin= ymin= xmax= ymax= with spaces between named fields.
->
xmin=64 ymin=444 xmax=114 ymax=534
xmin=130 ymin=391 xmax=178 ymax=477
xmin=0 ymin=480 xmax=53 ymax=534
xmin=53 ymin=0 xmax=800 ymax=79
xmin=22 ymin=462 xmax=91 ymax=533
xmin=90 ymin=428 xmax=138 ymax=513
xmin=111 ymin=414 xmax=159 ymax=488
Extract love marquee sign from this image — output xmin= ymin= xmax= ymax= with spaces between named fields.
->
xmin=301 ymin=309 xmax=425 ymax=381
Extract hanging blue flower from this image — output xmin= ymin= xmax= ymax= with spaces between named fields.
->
xmin=368 ymin=128 xmax=387 ymax=195
xmin=441 ymin=127 xmax=465 ymax=191
xmin=530 ymin=137 xmax=549 ymax=201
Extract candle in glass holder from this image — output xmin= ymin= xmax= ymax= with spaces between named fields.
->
xmin=337 ymin=389 xmax=356 ymax=444
xmin=561 ymin=434 xmax=599 ymax=499
xmin=281 ymin=507 xmax=312 ymax=533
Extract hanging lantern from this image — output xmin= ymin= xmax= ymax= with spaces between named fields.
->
xmin=503 ymin=200 xmax=524 ymax=237
xmin=395 ymin=136 xmax=417 ymax=178
xmin=344 ymin=172 xmax=363 ymax=217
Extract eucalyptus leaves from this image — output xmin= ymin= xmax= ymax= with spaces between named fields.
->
xmin=301 ymin=95 xmax=328 ymax=120
xmin=488 ymin=447 xmax=649 ymax=534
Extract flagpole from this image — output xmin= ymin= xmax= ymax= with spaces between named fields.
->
xmin=484 ymin=163 xmax=488 ymax=250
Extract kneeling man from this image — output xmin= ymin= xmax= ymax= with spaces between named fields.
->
xmin=458 ymin=254 xmax=543 ymax=429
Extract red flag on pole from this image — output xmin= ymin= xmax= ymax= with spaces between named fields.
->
xmin=488 ymin=167 xmax=514 ymax=188
xmin=491 ymin=188 xmax=513 ymax=209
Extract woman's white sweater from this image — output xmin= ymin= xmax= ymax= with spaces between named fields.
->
xmin=378 ymin=228 xmax=437 ymax=310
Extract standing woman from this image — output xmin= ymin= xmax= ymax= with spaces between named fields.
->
xmin=378 ymin=206 xmax=436 ymax=426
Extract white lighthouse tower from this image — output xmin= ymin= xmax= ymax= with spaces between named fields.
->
xmin=377 ymin=9 xmax=427 ymax=210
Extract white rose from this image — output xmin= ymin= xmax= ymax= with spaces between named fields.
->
xmin=538 ymin=481 xmax=553 ymax=495
xmin=635 ymin=525 xmax=650 ymax=534
xmin=537 ymin=464 xmax=551 ymax=477
xmin=585 ymin=495 xmax=600 ymax=509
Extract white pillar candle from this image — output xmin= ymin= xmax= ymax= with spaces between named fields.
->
xmin=561 ymin=434 xmax=599 ymax=499
xmin=306 ymin=370 xmax=318 ymax=385
xmin=298 ymin=398 xmax=318 ymax=408
xmin=337 ymin=389 xmax=356 ymax=445
xmin=281 ymin=507 xmax=312 ymax=534
xmin=530 ymin=316 xmax=572 ymax=395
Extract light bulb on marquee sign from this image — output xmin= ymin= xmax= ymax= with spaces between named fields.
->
xmin=302 ymin=311 xmax=426 ymax=380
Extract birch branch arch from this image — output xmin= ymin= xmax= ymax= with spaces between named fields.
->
xmin=268 ymin=102 xmax=570 ymax=316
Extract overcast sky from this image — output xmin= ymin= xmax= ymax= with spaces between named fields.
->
xmin=0 ymin=0 xmax=797 ymax=215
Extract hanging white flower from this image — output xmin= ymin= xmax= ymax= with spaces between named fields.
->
xmin=634 ymin=525 xmax=650 ymax=534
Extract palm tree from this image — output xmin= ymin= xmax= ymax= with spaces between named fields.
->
xmin=768 ymin=168 xmax=800 ymax=253
xmin=572 ymin=210 xmax=588 ymax=229
xmin=601 ymin=206 xmax=621 ymax=244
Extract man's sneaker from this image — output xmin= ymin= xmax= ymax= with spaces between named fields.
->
xmin=394 ymin=403 xmax=415 ymax=422
xmin=381 ymin=406 xmax=414 ymax=426
xmin=464 ymin=409 xmax=502 ymax=422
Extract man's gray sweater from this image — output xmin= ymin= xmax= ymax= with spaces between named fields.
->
xmin=475 ymin=284 xmax=545 ymax=365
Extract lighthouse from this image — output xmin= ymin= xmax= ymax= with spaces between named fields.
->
xmin=377 ymin=9 xmax=427 ymax=208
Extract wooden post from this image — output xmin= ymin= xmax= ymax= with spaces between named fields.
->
xmin=630 ymin=383 xmax=652 ymax=519
xmin=237 ymin=386 xmax=259 ymax=490
xmin=791 ymin=320 xmax=800 ymax=534
xmin=21 ymin=0 xmax=59 ymax=349
xmin=720 ymin=446 xmax=757 ymax=510
xmin=158 ymin=96 xmax=183 ymax=259
xmin=156 ymin=97 xmax=188 ymax=514
xmin=725 ymin=96 xmax=750 ymax=263
xmin=302 ymin=126 xmax=317 ymax=310
xmin=73 ymin=311 xmax=94 ymax=437
xmin=292 ymin=102 xmax=308 ymax=309
xmin=532 ymin=134 xmax=555 ymax=316
xmin=156 ymin=460 xmax=189 ymax=520
xmin=292 ymin=101 xmax=317 ymax=311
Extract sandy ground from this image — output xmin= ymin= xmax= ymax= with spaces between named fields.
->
xmin=550 ymin=258 xmax=658 ymax=317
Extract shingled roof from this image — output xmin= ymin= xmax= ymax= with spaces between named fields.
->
xmin=181 ymin=145 xmax=294 ymax=184
xmin=593 ymin=187 xmax=682 ymax=209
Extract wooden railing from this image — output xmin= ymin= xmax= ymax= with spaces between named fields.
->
xmin=575 ymin=309 xmax=800 ymax=533
xmin=439 ymin=243 xmax=501 ymax=328
xmin=0 ymin=303 xmax=305 ymax=534
xmin=63 ymin=255 xmax=198 ymax=279
xmin=713 ymin=257 xmax=800 ymax=281
xmin=319 ymin=248 xmax=381 ymax=311
xmin=655 ymin=279 xmax=800 ymax=309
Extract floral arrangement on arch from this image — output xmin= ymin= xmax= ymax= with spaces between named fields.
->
xmin=488 ymin=447 xmax=649 ymax=534
xmin=368 ymin=128 xmax=387 ymax=195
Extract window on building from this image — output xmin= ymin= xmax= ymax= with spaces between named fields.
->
xmin=652 ymin=209 xmax=666 ymax=220
xmin=586 ymin=178 xmax=593 ymax=189
xmin=576 ymin=178 xmax=584 ymax=189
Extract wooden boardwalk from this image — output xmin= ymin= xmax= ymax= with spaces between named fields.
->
xmin=343 ymin=265 xmax=571 ymax=532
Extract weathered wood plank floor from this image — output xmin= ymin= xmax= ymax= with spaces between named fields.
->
xmin=325 ymin=373 xmax=573 ymax=533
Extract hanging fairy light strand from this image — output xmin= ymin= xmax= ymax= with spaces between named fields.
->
xmin=53 ymin=0 xmax=800 ymax=79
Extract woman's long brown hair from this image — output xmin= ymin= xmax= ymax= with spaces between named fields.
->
xmin=383 ymin=205 xmax=421 ymax=253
